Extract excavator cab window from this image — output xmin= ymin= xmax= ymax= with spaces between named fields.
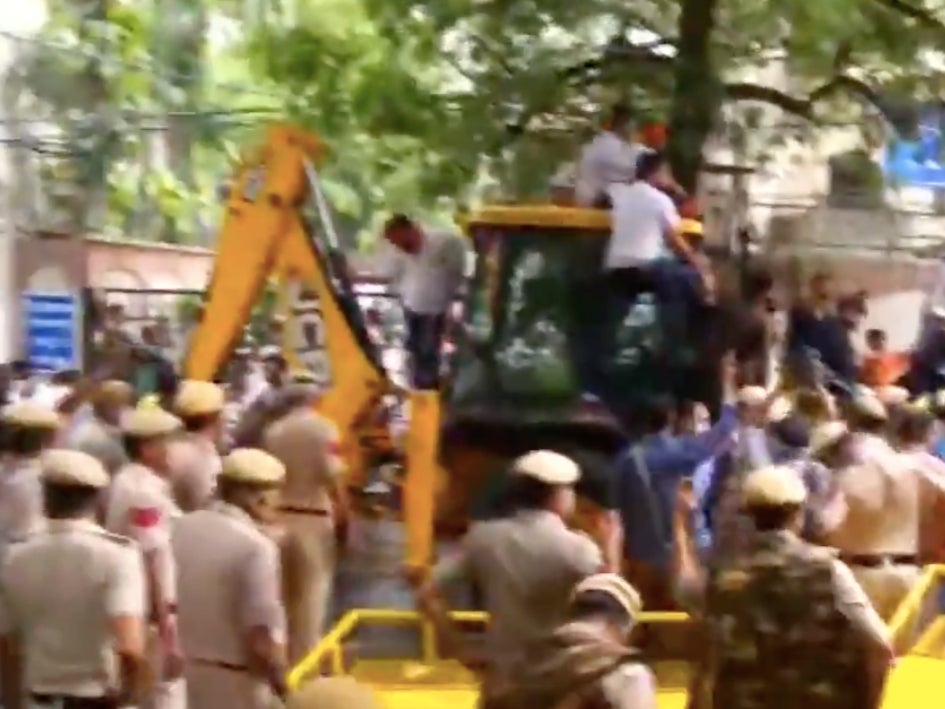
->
xmin=450 ymin=222 xmax=677 ymax=427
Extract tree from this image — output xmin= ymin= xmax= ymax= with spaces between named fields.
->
xmin=4 ymin=0 xmax=278 ymax=242
xmin=10 ymin=0 xmax=945 ymax=248
xmin=252 ymin=0 xmax=945 ymax=197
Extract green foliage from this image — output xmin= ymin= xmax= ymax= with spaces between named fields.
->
xmin=248 ymin=0 xmax=945 ymax=202
xmin=9 ymin=0 xmax=945 ymax=244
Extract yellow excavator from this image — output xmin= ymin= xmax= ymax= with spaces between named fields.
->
xmin=184 ymin=124 xmax=944 ymax=707
xmin=183 ymin=124 xmax=441 ymax=570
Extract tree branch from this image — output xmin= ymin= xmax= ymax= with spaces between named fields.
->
xmin=871 ymin=0 xmax=945 ymax=34
xmin=504 ymin=33 xmax=674 ymax=139
xmin=724 ymin=74 xmax=885 ymax=121
xmin=562 ymin=35 xmax=674 ymax=82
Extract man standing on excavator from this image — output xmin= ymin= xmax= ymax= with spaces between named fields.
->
xmin=381 ymin=214 xmax=468 ymax=389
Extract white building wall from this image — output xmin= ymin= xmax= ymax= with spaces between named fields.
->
xmin=0 ymin=1 xmax=48 ymax=362
xmin=703 ymin=55 xmax=939 ymax=344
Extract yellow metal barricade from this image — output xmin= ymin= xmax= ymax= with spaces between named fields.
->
xmin=290 ymin=567 xmax=945 ymax=708
xmin=288 ymin=609 xmax=690 ymax=708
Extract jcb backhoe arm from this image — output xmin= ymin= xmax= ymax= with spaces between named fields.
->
xmin=185 ymin=123 xmax=440 ymax=571
xmin=184 ymin=125 xmax=388 ymax=465
xmin=184 ymin=124 xmax=322 ymax=379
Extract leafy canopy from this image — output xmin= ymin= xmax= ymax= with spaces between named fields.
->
xmin=9 ymin=0 xmax=945 ymax=243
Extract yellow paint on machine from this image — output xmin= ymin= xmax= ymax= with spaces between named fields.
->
xmin=288 ymin=568 xmax=945 ymax=709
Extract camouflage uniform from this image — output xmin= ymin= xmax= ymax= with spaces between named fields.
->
xmin=706 ymin=530 xmax=865 ymax=709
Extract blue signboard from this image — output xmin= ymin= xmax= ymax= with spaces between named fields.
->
xmin=23 ymin=292 xmax=81 ymax=372
xmin=883 ymin=103 xmax=945 ymax=188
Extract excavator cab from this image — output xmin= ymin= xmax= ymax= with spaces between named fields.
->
xmin=435 ymin=205 xmax=713 ymax=533
xmin=451 ymin=207 xmax=680 ymax=423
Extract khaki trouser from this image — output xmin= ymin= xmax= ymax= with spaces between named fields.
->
xmin=850 ymin=562 xmax=922 ymax=620
xmin=142 ymin=627 xmax=186 ymax=709
xmin=280 ymin=512 xmax=336 ymax=664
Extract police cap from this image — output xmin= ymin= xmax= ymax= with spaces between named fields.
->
xmin=810 ymin=420 xmax=848 ymax=455
xmin=875 ymin=385 xmax=909 ymax=407
xmin=572 ymin=573 xmax=643 ymax=622
xmin=174 ymin=379 xmax=225 ymax=417
xmin=41 ymin=449 xmax=109 ymax=489
xmin=850 ymin=388 xmax=887 ymax=422
xmin=220 ymin=448 xmax=286 ymax=486
xmin=287 ymin=369 xmax=319 ymax=385
xmin=122 ymin=400 xmax=182 ymax=438
xmin=1 ymin=400 xmax=61 ymax=429
xmin=511 ymin=450 xmax=580 ymax=486
xmin=742 ymin=465 xmax=807 ymax=508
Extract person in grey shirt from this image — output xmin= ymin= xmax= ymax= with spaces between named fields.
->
xmin=67 ymin=381 xmax=132 ymax=476
xmin=412 ymin=451 xmax=619 ymax=691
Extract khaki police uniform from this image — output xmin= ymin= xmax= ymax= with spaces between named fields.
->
xmin=263 ymin=403 xmax=343 ymax=663
xmin=0 ymin=402 xmax=61 ymax=549
xmin=168 ymin=380 xmax=225 ymax=512
xmin=172 ymin=448 xmax=287 ymax=709
xmin=68 ymin=381 xmax=132 ymax=476
xmin=432 ymin=451 xmax=602 ymax=671
xmin=286 ymin=676 xmax=382 ymax=709
xmin=0 ymin=449 xmax=146 ymax=708
xmin=904 ymin=447 xmax=945 ymax=564
xmin=743 ymin=468 xmax=889 ymax=648
xmin=827 ymin=394 xmax=922 ymax=619
xmin=106 ymin=405 xmax=185 ymax=709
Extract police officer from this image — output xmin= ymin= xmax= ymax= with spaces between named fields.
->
xmin=677 ymin=465 xmax=892 ymax=709
xmin=68 ymin=380 xmax=133 ymax=474
xmin=263 ymin=383 xmax=345 ymax=663
xmin=827 ymin=391 xmax=922 ymax=619
xmin=106 ymin=402 xmax=185 ymax=709
xmin=0 ymin=401 xmax=60 ymax=547
xmin=168 ymin=379 xmax=225 ymax=511
xmin=172 ymin=448 xmax=288 ymax=709
xmin=414 ymin=450 xmax=609 ymax=690
xmin=0 ymin=449 xmax=147 ymax=709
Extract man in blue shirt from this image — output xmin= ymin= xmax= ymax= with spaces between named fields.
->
xmin=615 ymin=362 xmax=737 ymax=608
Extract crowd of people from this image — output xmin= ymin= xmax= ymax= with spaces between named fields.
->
xmin=0 ymin=104 xmax=943 ymax=709
xmin=0 ymin=263 xmax=942 ymax=709
xmin=0 ymin=367 xmax=366 ymax=709
xmin=414 ymin=369 xmax=945 ymax=708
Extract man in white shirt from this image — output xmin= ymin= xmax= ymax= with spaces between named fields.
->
xmin=605 ymin=151 xmax=707 ymax=294
xmin=602 ymin=152 xmax=710 ymax=350
xmin=382 ymin=214 xmax=468 ymax=389
xmin=575 ymin=104 xmax=648 ymax=207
